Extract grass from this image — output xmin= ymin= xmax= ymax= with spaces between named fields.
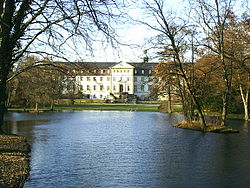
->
xmin=8 ymin=103 xmax=161 ymax=112
xmin=175 ymin=120 xmax=239 ymax=133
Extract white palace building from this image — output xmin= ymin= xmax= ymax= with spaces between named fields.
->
xmin=74 ymin=61 xmax=156 ymax=100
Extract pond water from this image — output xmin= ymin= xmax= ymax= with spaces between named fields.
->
xmin=3 ymin=111 xmax=250 ymax=188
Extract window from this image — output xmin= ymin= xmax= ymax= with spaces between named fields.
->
xmin=142 ymin=70 xmax=144 ymax=74
xmin=141 ymin=85 xmax=144 ymax=92
xmin=120 ymin=77 xmax=122 ymax=81
xmin=79 ymin=85 xmax=83 ymax=90
xmin=107 ymin=86 xmax=110 ymax=91
xmin=100 ymin=70 xmax=103 ymax=74
xmin=113 ymin=77 xmax=116 ymax=81
xmin=113 ymin=86 xmax=116 ymax=91
xmin=149 ymin=70 xmax=152 ymax=74
xmin=80 ymin=77 xmax=83 ymax=81
xmin=107 ymin=77 xmax=110 ymax=81
xmin=127 ymin=70 xmax=130 ymax=73
xmin=100 ymin=85 xmax=104 ymax=91
xmin=134 ymin=85 xmax=137 ymax=92
xmin=87 ymin=85 xmax=90 ymax=90
xmin=127 ymin=77 xmax=130 ymax=81
xmin=93 ymin=85 xmax=96 ymax=90
xmin=100 ymin=94 xmax=103 ymax=99
xmin=87 ymin=77 xmax=90 ymax=81
xmin=93 ymin=77 xmax=96 ymax=81
xmin=100 ymin=77 xmax=103 ymax=81
xmin=127 ymin=86 xmax=130 ymax=91
xmin=93 ymin=94 xmax=96 ymax=98
xmin=135 ymin=70 xmax=137 ymax=74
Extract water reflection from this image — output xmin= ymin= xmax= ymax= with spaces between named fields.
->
xmin=3 ymin=111 xmax=250 ymax=188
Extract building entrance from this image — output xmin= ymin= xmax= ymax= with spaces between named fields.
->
xmin=119 ymin=84 xmax=124 ymax=93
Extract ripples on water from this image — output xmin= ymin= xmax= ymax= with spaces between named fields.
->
xmin=4 ymin=111 xmax=250 ymax=188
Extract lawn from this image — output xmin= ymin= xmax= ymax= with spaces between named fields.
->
xmin=8 ymin=103 xmax=161 ymax=112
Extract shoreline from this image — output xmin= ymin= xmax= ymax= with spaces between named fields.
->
xmin=7 ymin=103 xmax=248 ymax=121
xmin=175 ymin=121 xmax=240 ymax=133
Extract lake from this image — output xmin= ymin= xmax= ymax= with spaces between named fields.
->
xmin=3 ymin=111 xmax=250 ymax=188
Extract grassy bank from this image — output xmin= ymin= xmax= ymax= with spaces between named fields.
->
xmin=8 ymin=103 xmax=161 ymax=112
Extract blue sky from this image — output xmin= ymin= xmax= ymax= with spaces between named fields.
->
xmin=62 ymin=0 xmax=246 ymax=63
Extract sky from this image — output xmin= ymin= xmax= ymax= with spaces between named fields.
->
xmin=53 ymin=0 xmax=246 ymax=63
xmin=63 ymin=0 xmax=188 ymax=63
xmin=89 ymin=0 xmax=187 ymax=62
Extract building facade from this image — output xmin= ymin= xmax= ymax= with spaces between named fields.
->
xmin=75 ymin=61 xmax=155 ymax=100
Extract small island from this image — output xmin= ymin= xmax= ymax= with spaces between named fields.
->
xmin=175 ymin=121 xmax=239 ymax=133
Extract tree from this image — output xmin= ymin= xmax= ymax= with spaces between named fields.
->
xmin=8 ymin=56 xmax=69 ymax=110
xmin=224 ymin=14 xmax=250 ymax=121
xmin=152 ymin=62 xmax=178 ymax=113
xmin=141 ymin=0 xmax=207 ymax=128
xmin=237 ymin=68 xmax=249 ymax=121
xmin=0 ymin=0 xmax=122 ymax=131
xmin=193 ymin=0 xmax=249 ymax=124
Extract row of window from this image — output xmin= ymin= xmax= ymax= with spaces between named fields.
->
xmin=134 ymin=77 xmax=148 ymax=82
xmin=79 ymin=76 xmax=132 ymax=82
xmin=74 ymin=68 xmax=152 ymax=75
xmin=113 ymin=69 xmax=152 ymax=74
xmin=79 ymin=77 xmax=110 ymax=82
xmin=135 ymin=69 xmax=152 ymax=74
xmin=113 ymin=69 xmax=131 ymax=73
xmin=79 ymin=84 xmax=148 ymax=92
xmin=112 ymin=77 xmax=130 ymax=82
xmin=79 ymin=76 xmax=148 ymax=82
xmin=80 ymin=85 xmax=131 ymax=92
xmin=93 ymin=69 xmax=109 ymax=74
xmin=134 ymin=85 xmax=145 ymax=92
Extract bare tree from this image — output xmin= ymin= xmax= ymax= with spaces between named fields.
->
xmin=140 ymin=0 xmax=207 ymax=129
xmin=0 ymin=0 xmax=123 ymax=131
xmin=191 ymin=0 xmax=238 ymax=127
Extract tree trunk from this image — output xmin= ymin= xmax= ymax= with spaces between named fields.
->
xmin=50 ymin=100 xmax=54 ymax=111
xmin=35 ymin=103 xmax=38 ymax=112
xmin=221 ymin=93 xmax=228 ymax=127
xmin=0 ymin=73 xmax=8 ymax=133
xmin=239 ymin=84 xmax=249 ymax=121
xmin=167 ymin=86 xmax=172 ymax=113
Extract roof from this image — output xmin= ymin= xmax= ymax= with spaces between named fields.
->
xmin=83 ymin=62 xmax=158 ymax=70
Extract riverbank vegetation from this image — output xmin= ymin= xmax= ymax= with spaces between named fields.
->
xmin=144 ymin=0 xmax=249 ymax=131
xmin=8 ymin=103 xmax=161 ymax=112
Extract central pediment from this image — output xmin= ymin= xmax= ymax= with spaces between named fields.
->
xmin=111 ymin=61 xmax=134 ymax=69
